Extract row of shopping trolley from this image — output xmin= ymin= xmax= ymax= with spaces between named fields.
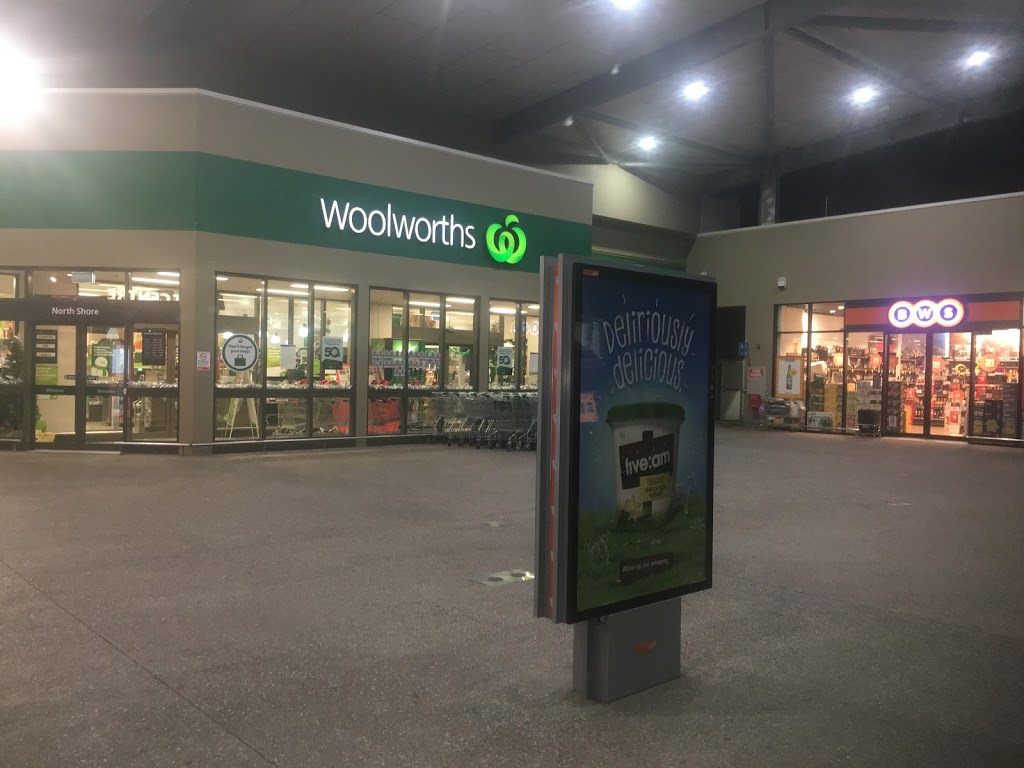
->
xmin=431 ymin=393 xmax=538 ymax=450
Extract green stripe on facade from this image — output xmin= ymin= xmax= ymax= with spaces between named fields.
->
xmin=0 ymin=150 xmax=591 ymax=273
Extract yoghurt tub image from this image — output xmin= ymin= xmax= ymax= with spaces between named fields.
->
xmin=606 ymin=403 xmax=686 ymax=521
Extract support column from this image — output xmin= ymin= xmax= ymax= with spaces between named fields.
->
xmin=478 ymin=295 xmax=492 ymax=392
xmin=180 ymin=235 xmax=215 ymax=454
xmin=355 ymin=283 xmax=370 ymax=439
xmin=759 ymin=164 xmax=780 ymax=226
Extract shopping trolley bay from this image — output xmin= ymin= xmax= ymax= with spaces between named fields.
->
xmin=432 ymin=392 xmax=538 ymax=450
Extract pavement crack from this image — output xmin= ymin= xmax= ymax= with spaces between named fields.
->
xmin=0 ymin=557 xmax=279 ymax=767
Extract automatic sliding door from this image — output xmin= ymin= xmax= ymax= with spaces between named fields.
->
xmin=32 ymin=324 xmax=78 ymax=447
xmin=83 ymin=326 xmax=127 ymax=447
xmin=884 ymin=333 xmax=927 ymax=436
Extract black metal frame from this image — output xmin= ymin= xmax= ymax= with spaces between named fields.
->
xmin=366 ymin=286 xmax=481 ymax=437
xmin=214 ymin=272 xmax=357 ymax=443
xmin=0 ymin=267 xmax=182 ymax=449
xmin=488 ymin=297 xmax=540 ymax=392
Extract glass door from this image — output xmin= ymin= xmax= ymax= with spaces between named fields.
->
xmin=884 ymin=333 xmax=927 ymax=436
xmin=32 ymin=324 xmax=78 ymax=447
xmin=31 ymin=324 xmax=127 ymax=448
xmin=930 ymin=332 xmax=972 ymax=439
xmin=83 ymin=326 xmax=127 ymax=447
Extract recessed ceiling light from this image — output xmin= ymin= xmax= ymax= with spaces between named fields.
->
xmin=0 ymin=41 xmax=43 ymax=125
xmin=838 ymin=305 xmax=845 ymax=310
xmin=563 ymin=116 xmax=574 ymax=127
xmin=637 ymin=135 xmax=659 ymax=151
xmin=851 ymin=86 xmax=877 ymax=105
xmin=157 ymin=271 xmax=180 ymax=278
xmin=682 ymin=80 xmax=709 ymax=101
xmin=965 ymin=50 xmax=991 ymax=68
xmin=611 ymin=0 xmax=638 ymax=11
xmin=610 ymin=64 xmax=621 ymax=76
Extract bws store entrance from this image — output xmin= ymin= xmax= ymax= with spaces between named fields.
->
xmin=847 ymin=295 xmax=1022 ymax=441
xmin=0 ymin=294 xmax=179 ymax=449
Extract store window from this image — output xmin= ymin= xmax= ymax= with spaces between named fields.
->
xmin=313 ymin=284 xmax=353 ymax=391
xmin=30 ymin=270 xmax=126 ymax=299
xmin=266 ymin=279 xmax=310 ymax=391
xmin=844 ymin=332 xmax=883 ymax=433
xmin=370 ymin=289 xmax=407 ymax=390
xmin=971 ymin=329 xmax=1021 ymax=439
xmin=489 ymin=300 xmax=518 ymax=390
xmin=129 ymin=271 xmax=181 ymax=302
xmin=522 ymin=304 xmax=540 ymax=390
xmin=408 ymin=293 xmax=442 ymax=390
xmin=445 ymin=296 xmax=476 ymax=391
xmin=0 ymin=273 xmax=23 ymax=439
xmin=807 ymin=303 xmax=844 ymax=431
xmin=216 ymin=275 xmax=263 ymax=390
xmin=215 ymin=274 xmax=355 ymax=442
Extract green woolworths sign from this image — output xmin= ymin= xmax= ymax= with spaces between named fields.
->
xmin=0 ymin=151 xmax=591 ymax=273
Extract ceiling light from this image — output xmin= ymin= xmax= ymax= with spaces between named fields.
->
xmin=610 ymin=64 xmax=621 ymax=76
xmin=447 ymin=297 xmax=476 ymax=304
xmin=313 ymin=285 xmax=349 ymax=292
xmin=216 ymin=276 xmax=229 ymax=281
xmin=409 ymin=301 xmax=441 ymax=308
xmin=290 ymin=283 xmax=309 ymax=289
xmin=528 ymin=304 xmax=540 ymax=310
xmin=637 ymin=135 xmax=659 ymax=151
xmin=682 ymin=80 xmax=709 ymax=101
xmin=267 ymin=288 xmax=309 ymax=296
xmin=157 ymin=271 xmax=180 ymax=278
xmin=132 ymin=277 xmax=180 ymax=285
xmin=965 ymin=50 xmax=991 ymax=68
xmin=838 ymin=305 xmax=845 ymax=310
xmin=49 ymin=275 xmax=57 ymax=282
xmin=851 ymin=86 xmax=877 ymax=105
xmin=0 ymin=41 xmax=43 ymax=124
xmin=829 ymin=310 xmax=836 ymax=314
xmin=563 ymin=116 xmax=574 ymax=127
xmin=611 ymin=0 xmax=638 ymax=9
xmin=491 ymin=307 xmax=518 ymax=315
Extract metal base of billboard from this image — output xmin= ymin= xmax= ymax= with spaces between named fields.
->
xmin=572 ymin=598 xmax=681 ymax=703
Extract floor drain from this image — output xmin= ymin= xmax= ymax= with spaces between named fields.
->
xmin=473 ymin=569 xmax=536 ymax=587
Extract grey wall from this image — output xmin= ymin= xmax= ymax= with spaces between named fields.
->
xmin=689 ymin=191 xmax=1024 ymax=404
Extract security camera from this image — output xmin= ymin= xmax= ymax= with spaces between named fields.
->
xmin=777 ymin=277 xmax=787 ymax=290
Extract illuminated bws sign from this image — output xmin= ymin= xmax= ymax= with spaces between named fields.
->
xmin=888 ymin=298 xmax=965 ymax=329
xmin=320 ymin=198 xmax=477 ymax=250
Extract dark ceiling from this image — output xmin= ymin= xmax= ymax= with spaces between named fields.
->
xmin=4 ymin=0 xmax=1024 ymax=197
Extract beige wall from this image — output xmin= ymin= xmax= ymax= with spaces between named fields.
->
xmin=546 ymin=164 xmax=700 ymax=235
xmin=197 ymin=93 xmax=592 ymax=226
xmin=689 ymin=192 xmax=1024 ymax=395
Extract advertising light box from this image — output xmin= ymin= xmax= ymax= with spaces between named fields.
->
xmin=535 ymin=256 xmax=715 ymax=624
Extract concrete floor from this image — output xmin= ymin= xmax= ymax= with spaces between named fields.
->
xmin=1 ymin=431 xmax=1022 ymax=767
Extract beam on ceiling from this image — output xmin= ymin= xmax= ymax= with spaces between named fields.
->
xmin=763 ymin=8 xmax=777 ymax=152
xmin=705 ymin=81 xmax=1024 ymax=190
xmin=806 ymin=15 xmax=1024 ymax=36
xmin=496 ymin=0 xmax=846 ymax=141
xmin=579 ymin=110 xmax=751 ymax=164
xmin=573 ymin=121 xmax=612 ymax=164
xmin=787 ymin=28 xmax=944 ymax=105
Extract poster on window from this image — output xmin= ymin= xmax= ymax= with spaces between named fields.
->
xmin=776 ymin=355 xmax=805 ymax=400
xmin=567 ymin=262 xmax=715 ymax=622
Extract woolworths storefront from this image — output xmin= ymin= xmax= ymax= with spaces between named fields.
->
xmin=0 ymin=90 xmax=592 ymax=453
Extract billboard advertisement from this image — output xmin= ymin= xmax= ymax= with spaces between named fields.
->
xmin=566 ymin=261 xmax=715 ymax=622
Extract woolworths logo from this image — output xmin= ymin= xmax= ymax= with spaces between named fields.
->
xmin=319 ymin=198 xmax=527 ymax=266
xmin=320 ymin=198 xmax=478 ymax=250
xmin=486 ymin=214 xmax=527 ymax=265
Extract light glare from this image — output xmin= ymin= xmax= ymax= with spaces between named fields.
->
xmin=851 ymin=86 xmax=877 ymax=105
xmin=0 ymin=41 xmax=43 ymax=124
xmin=683 ymin=80 xmax=710 ymax=101
xmin=611 ymin=0 xmax=639 ymax=9
xmin=637 ymin=135 xmax=659 ymax=151
xmin=966 ymin=50 xmax=991 ymax=68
